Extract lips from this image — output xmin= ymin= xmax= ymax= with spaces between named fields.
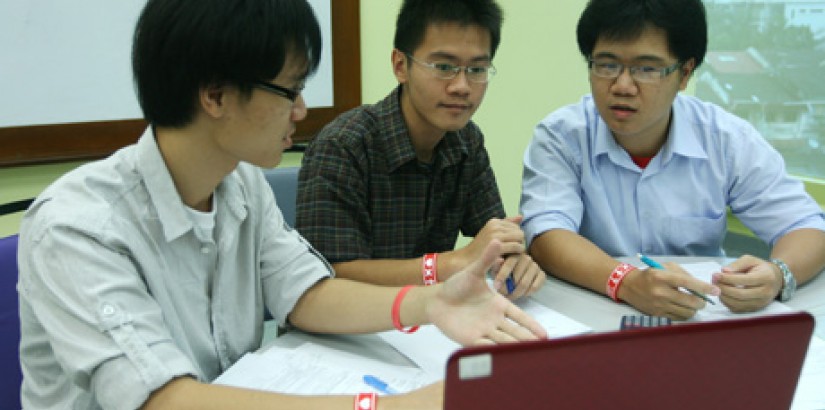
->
xmin=609 ymin=104 xmax=637 ymax=119
xmin=440 ymin=103 xmax=472 ymax=113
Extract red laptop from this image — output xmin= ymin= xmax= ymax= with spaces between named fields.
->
xmin=445 ymin=312 xmax=814 ymax=410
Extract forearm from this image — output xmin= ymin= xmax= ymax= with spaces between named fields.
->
xmin=332 ymin=251 xmax=466 ymax=286
xmin=144 ymin=376 xmax=423 ymax=410
xmin=142 ymin=377 xmax=353 ymax=410
xmin=529 ymin=229 xmax=619 ymax=295
xmin=288 ymin=278 xmax=436 ymax=334
xmin=771 ymin=228 xmax=825 ymax=285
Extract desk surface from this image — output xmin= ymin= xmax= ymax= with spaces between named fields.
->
xmin=256 ymin=256 xmax=825 ymax=406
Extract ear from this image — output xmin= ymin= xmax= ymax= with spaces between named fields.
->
xmin=392 ymin=48 xmax=409 ymax=84
xmin=678 ymin=58 xmax=696 ymax=91
xmin=199 ymin=83 xmax=227 ymax=119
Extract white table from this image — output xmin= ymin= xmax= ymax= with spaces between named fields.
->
xmin=249 ymin=256 xmax=825 ymax=406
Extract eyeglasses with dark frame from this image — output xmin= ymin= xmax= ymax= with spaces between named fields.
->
xmin=588 ymin=59 xmax=682 ymax=83
xmin=252 ymin=80 xmax=304 ymax=102
xmin=405 ymin=53 xmax=497 ymax=83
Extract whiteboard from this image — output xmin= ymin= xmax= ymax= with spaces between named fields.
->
xmin=0 ymin=0 xmax=333 ymax=128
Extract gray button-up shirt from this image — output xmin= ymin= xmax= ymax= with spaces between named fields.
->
xmin=17 ymin=128 xmax=332 ymax=410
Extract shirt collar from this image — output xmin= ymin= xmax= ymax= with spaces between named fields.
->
xmin=663 ymin=94 xmax=709 ymax=163
xmin=592 ymin=94 xmax=708 ymax=168
xmin=134 ymin=127 xmax=248 ymax=242
xmin=377 ymin=86 xmax=470 ymax=172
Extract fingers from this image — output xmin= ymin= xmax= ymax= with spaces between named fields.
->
xmin=503 ymin=302 xmax=548 ymax=339
xmin=722 ymin=254 xmax=761 ymax=274
xmin=494 ymin=254 xmax=545 ymax=299
xmin=660 ymin=264 xmax=720 ymax=299
xmin=478 ymin=218 xmax=525 ymax=245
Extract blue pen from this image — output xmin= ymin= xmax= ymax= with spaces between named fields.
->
xmin=363 ymin=375 xmax=398 ymax=395
xmin=637 ymin=253 xmax=715 ymax=305
xmin=505 ymin=275 xmax=516 ymax=294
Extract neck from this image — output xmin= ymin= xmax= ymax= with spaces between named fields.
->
xmin=154 ymin=121 xmax=238 ymax=211
xmin=399 ymin=90 xmax=445 ymax=164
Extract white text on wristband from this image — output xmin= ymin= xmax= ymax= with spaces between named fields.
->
xmin=354 ymin=392 xmax=377 ymax=410
xmin=422 ymin=253 xmax=438 ymax=285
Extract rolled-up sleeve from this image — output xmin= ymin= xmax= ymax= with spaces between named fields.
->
xmin=257 ymin=170 xmax=333 ymax=327
xmin=520 ymin=116 xmax=585 ymax=247
xmin=19 ymin=220 xmax=197 ymax=410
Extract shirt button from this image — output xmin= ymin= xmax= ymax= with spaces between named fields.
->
xmin=201 ymin=246 xmax=210 ymax=254
xmin=102 ymin=304 xmax=115 ymax=316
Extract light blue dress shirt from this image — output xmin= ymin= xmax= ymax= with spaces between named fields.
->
xmin=520 ymin=94 xmax=825 ymax=257
xmin=17 ymin=128 xmax=332 ymax=410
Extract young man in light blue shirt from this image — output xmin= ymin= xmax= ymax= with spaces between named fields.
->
xmin=520 ymin=0 xmax=825 ymax=320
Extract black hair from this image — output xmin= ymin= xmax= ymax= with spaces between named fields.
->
xmin=132 ymin=0 xmax=322 ymax=127
xmin=576 ymin=0 xmax=707 ymax=68
xmin=393 ymin=0 xmax=503 ymax=58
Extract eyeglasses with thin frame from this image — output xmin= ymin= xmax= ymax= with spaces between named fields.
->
xmin=252 ymin=80 xmax=304 ymax=102
xmin=405 ymin=53 xmax=497 ymax=83
xmin=588 ymin=59 xmax=682 ymax=83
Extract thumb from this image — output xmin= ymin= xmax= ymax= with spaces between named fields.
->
xmin=469 ymin=239 xmax=502 ymax=280
xmin=505 ymin=215 xmax=524 ymax=225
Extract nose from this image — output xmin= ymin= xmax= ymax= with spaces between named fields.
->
xmin=446 ymin=69 xmax=472 ymax=95
xmin=292 ymin=94 xmax=308 ymax=122
xmin=611 ymin=67 xmax=638 ymax=95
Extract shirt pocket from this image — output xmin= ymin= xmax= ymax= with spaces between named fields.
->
xmin=662 ymin=212 xmax=727 ymax=255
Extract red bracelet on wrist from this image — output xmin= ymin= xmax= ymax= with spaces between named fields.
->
xmin=606 ymin=262 xmax=637 ymax=302
xmin=392 ymin=285 xmax=419 ymax=333
xmin=422 ymin=253 xmax=438 ymax=285
xmin=355 ymin=392 xmax=377 ymax=410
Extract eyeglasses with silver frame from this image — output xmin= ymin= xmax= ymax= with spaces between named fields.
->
xmin=252 ymin=80 xmax=304 ymax=102
xmin=588 ymin=59 xmax=682 ymax=83
xmin=405 ymin=53 xmax=496 ymax=83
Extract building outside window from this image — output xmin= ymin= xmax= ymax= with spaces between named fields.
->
xmin=697 ymin=0 xmax=825 ymax=180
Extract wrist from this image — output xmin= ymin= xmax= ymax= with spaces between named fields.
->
xmin=439 ymin=250 xmax=464 ymax=279
xmin=606 ymin=262 xmax=638 ymax=302
xmin=770 ymin=258 xmax=796 ymax=302
xmin=422 ymin=253 xmax=438 ymax=285
xmin=394 ymin=285 xmax=435 ymax=331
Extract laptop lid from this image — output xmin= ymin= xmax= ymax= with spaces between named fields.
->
xmin=445 ymin=312 xmax=814 ymax=410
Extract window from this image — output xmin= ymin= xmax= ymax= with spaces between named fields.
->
xmin=697 ymin=1 xmax=825 ymax=180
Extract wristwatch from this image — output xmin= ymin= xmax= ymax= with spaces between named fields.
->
xmin=770 ymin=258 xmax=796 ymax=302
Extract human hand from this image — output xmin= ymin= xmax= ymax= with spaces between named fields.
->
xmin=454 ymin=217 xmax=525 ymax=271
xmin=712 ymin=255 xmax=783 ymax=312
xmin=491 ymin=253 xmax=546 ymax=300
xmin=428 ymin=240 xmax=547 ymax=345
xmin=620 ymin=262 xmax=720 ymax=320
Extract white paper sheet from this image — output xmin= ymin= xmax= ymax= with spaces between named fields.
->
xmin=213 ymin=342 xmax=436 ymax=395
xmin=378 ymin=297 xmax=592 ymax=378
xmin=670 ymin=261 xmax=796 ymax=321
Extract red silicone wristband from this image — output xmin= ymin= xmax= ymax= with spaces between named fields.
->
xmin=606 ymin=262 xmax=637 ymax=302
xmin=392 ymin=285 xmax=419 ymax=333
xmin=422 ymin=253 xmax=438 ymax=285
xmin=354 ymin=392 xmax=377 ymax=410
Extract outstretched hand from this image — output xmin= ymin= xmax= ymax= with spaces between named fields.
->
xmin=427 ymin=240 xmax=547 ymax=345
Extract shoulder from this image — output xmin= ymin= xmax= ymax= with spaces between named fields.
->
xmin=22 ymin=148 xmax=143 ymax=242
xmin=674 ymin=94 xmax=771 ymax=151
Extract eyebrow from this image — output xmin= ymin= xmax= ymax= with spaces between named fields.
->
xmin=591 ymin=52 xmax=669 ymax=64
xmin=426 ymin=51 xmax=492 ymax=64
